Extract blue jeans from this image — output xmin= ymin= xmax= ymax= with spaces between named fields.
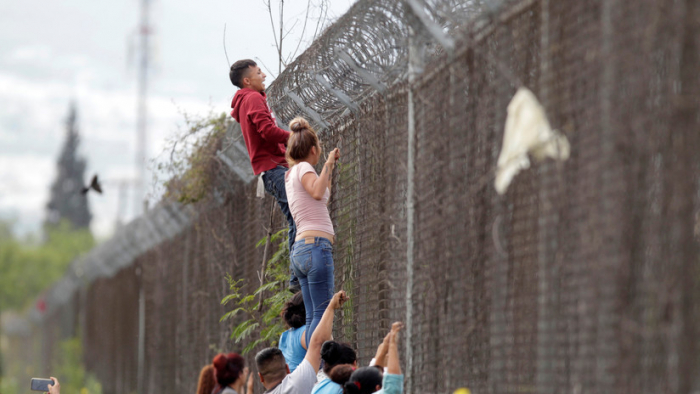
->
xmin=290 ymin=237 xmax=334 ymax=345
xmin=262 ymin=166 xmax=298 ymax=287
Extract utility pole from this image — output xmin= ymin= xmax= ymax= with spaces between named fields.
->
xmin=135 ymin=3 xmax=151 ymax=393
xmin=135 ymin=0 xmax=151 ymax=217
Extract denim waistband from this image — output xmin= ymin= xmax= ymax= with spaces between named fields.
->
xmin=294 ymin=236 xmax=333 ymax=248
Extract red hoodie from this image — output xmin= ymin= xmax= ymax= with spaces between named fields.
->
xmin=231 ymin=88 xmax=290 ymax=174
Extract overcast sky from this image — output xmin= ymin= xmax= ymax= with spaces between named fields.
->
xmin=0 ymin=0 xmax=353 ymax=239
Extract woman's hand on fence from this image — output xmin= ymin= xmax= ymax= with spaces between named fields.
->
xmin=326 ymin=148 xmax=340 ymax=166
xmin=330 ymin=290 xmax=348 ymax=310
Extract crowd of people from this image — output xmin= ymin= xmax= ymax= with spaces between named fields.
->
xmin=194 ymin=59 xmax=405 ymax=394
xmin=42 ymin=58 xmax=404 ymax=394
xmin=197 ymin=291 xmax=405 ymax=394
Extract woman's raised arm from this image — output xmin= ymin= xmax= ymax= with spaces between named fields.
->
xmin=301 ymin=148 xmax=340 ymax=200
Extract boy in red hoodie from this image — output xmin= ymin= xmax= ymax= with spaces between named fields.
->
xmin=229 ymin=59 xmax=299 ymax=292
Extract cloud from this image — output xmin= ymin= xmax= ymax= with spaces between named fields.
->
xmin=9 ymin=45 xmax=52 ymax=62
xmin=0 ymin=0 xmax=355 ymax=240
xmin=0 ymin=71 xmax=214 ymax=238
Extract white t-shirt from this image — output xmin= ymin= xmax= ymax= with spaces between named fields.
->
xmin=266 ymin=359 xmax=317 ymax=394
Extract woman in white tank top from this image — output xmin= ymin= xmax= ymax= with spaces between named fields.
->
xmin=284 ymin=117 xmax=340 ymax=346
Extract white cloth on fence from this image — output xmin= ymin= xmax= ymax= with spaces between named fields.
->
xmin=495 ymin=87 xmax=570 ymax=195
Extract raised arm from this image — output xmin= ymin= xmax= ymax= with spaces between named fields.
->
xmin=304 ymin=290 xmax=348 ymax=371
xmin=386 ymin=322 xmax=403 ymax=375
xmin=246 ymin=370 xmax=254 ymax=394
xmin=301 ymin=148 xmax=339 ymax=200
xmin=326 ymin=150 xmax=339 ymax=204
xmin=372 ymin=331 xmax=392 ymax=369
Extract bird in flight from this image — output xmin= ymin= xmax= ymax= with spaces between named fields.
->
xmin=82 ymin=174 xmax=103 ymax=194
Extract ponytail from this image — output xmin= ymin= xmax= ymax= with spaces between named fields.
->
xmin=286 ymin=117 xmax=320 ymax=166
xmin=343 ymin=381 xmax=362 ymax=394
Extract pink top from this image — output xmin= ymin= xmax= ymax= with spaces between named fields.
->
xmin=285 ymin=161 xmax=334 ymax=236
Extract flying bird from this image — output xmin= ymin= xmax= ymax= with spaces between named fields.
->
xmin=82 ymin=174 xmax=103 ymax=194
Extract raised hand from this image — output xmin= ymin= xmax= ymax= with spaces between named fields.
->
xmin=391 ymin=321 xmax=404 ymax=334
xmin=330 ymin=290 xmax=348 ymax=310
xmin=326 ymin=148 xmax=340 ymax=165
xmin=246 ymin=370 xmax=254 ymax=394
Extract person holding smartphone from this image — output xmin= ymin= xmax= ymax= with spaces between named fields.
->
xmin=47 ymin=377 xmax=59 ymax=394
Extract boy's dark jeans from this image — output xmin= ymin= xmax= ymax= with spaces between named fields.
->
xmin=261 ymin=166 xmax=299 ymax=289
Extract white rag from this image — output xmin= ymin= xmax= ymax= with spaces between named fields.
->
xmin=495 ymin=87 xmax=570 ymax=195
xmin=256 ymin=173 xmax=266 ymax=198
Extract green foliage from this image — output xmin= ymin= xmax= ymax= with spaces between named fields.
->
xmin=221 ymin=229 xmax=291 ymax=354
xmin=0 ymin=376 xmax=19 ymax=394
xmin=0 ymin=220 xmax=95 ymax=312
xmin=157 ymin=111 xmax=232 ymax=204
xmin=52 ymin=337 xmax=102 ymax=394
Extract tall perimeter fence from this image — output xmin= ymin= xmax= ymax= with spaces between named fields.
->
xmin=3 ymin=0 xmax=700 ymax=393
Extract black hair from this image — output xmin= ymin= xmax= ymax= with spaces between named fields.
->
xmin=229 ymin=59 xmax=257 ymax=88
xmin=255 ymin=347 xmax=287 ymax=382
xmin=321 ymin=341 xmax=357 ymax=374
xmin=282 ymin=292 xmax=306 ymax=329
xmin=343 ymin=367 xmax=382 ymax=394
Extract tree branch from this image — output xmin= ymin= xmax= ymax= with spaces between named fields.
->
xmin=289 ymin=0 xmax=313 ymax=61
xmin=311 ymin=0 xmax=329 ymax=43
xmin=278 ymin=0 xmax=284 ymax=74
xmin=254 ymin=57 xmax=277 ymax=79
xmin=223 ymin=23 xmax=231 ymax=67
xmin=263 ymin=0 xmax=281 ymax=56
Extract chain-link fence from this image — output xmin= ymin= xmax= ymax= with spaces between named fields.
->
xmin=5 ymin=0 xmax=700 ymax=393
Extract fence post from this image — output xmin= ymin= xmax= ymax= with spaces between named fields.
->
xmin=137 ymin=263 xmax=145 ymax=394
xmin=535 ymin=0 xmax=553 ymax=392
xmin=405 ymin=23 xmax=424 ymax=394
xmin=596 ymin=1 xmax=619 ymax=392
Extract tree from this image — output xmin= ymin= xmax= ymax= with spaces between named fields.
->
xmin=0 ymin=220 xmax=94 ymax=393
xmin=0 ymin=220 xmax=95 ymax=313
xmin=45 ymin=103 xmax=92 ymax=232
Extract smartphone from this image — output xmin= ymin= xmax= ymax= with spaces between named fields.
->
xmin=30 ymin=378 xmax=54 ymax=392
